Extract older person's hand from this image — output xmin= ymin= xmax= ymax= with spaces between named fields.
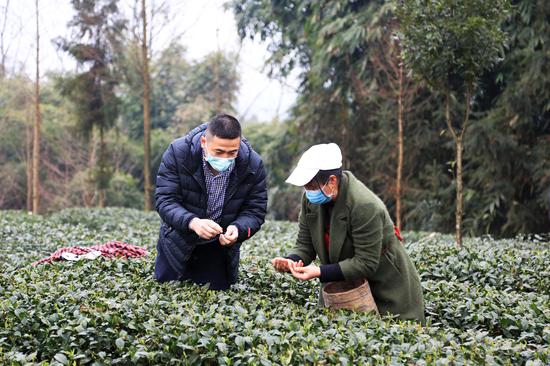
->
xmin=289 ymin=264 xmax=320 ymax=281
xmin=271 ymin=257 xmax=303 ymax=273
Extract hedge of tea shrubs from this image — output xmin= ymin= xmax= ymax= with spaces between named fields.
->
xmin=0 ymin=208 xmax=548 ymax=365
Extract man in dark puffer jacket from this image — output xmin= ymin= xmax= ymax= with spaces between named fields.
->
xmin=154 ymin=114 xmax=267 ymax=290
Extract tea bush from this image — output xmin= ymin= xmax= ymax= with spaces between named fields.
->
xmin=0 ymin=208 xmax=548 ymax=365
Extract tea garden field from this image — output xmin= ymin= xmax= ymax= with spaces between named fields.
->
xmin=1 ymin=208 xmax=549 ymax=365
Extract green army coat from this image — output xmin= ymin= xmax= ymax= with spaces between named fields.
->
xmin=288 ymin=171 xmax=425 ymax=323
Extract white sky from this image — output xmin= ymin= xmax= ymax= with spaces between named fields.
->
xmin=1 ymin=0 xmax=300 ymax=122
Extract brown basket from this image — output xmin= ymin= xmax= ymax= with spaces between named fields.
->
xmin=322 ymin=278 xmax=379 ymax=314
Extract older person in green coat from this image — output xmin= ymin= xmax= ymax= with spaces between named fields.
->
xmin=272 ymin=143 xmax=425 ymax=324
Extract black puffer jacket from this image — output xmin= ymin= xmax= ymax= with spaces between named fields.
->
xmin=154 ymin=123 xmax=268 ymax=283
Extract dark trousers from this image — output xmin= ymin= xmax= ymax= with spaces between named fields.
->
xmin=155 ymin=241 xmax=231 ymax=290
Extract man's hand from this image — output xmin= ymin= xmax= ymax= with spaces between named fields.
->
xmin=189 ymin=218 xmax=223 ymax=239
xmin=271 ymin=257 xmax=304 ymax=273
xmin=289 ymin=264 xmax=320 ymax=281
xmin=219 ymin=225 xmax=239 ymax=246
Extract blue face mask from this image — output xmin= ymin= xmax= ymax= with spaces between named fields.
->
xmin=305 ymin=183 xmax=333 ymax=205
xmin=206 ymin=155 xmax=235 ymax=172
xmin=204 ymin=143 xmax=235 ymax=172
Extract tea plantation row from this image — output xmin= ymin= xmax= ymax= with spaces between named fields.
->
xmin=0 ymin=208 xmax=548 ymax=365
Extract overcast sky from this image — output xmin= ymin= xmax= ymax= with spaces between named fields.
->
xmin=1 ymin=0 xmax=300 ymax=122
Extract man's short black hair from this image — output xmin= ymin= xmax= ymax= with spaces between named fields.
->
xmin=206 ymin=114 xmax=242 ymax=139
xmin=312 ymin=168 xmax=343 ymax=186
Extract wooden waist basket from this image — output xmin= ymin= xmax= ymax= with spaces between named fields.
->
xmin=322 ymin=278 xmax=379 ymax=314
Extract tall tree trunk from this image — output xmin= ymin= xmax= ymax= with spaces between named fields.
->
xmin=455 ymin=136 xmax=464 ymax=247
xmin=0 ymin=0 xmax=10 ymax=78
xmin=142 ymin=0 xmax=152 ymax=211
xmin=445 ymin=91 xmax=470 ymax=248
xmin=84 ymin=137 xmax=95 ymax=207
xmin=98 ymin=127 xmax=105 ymax=208
xmin=396 ymin=62 xmax=404 ymax=230
xmin=456 ymin=90 xmax=472 ymax=247
xmin=214 ymin=54 xmax=222 ymax=112
xmin=214 ymin=29 xmax=222 ymax=112
xmin=98 ymin=191 xmax=105 ymax=208
xmin=26 ymin=118 xmax=33 ymax=212
xmin=32 ymin=0 xmax=40 ymax=214
xmin=340 ymin=103 xmax=350 ymax=169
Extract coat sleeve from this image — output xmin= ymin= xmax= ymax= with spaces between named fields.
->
xmin=286 ymin=195 xmax=317 ymax=265
xmin=155 ymin=144 xmax=198 ymax=233
xmin=231 ymin=160 xmax=268 ymax=242
xmin=338 ymin=203 xmax=383 ymax=281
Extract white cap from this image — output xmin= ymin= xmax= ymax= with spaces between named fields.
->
xmin=286 ymin=143 xmax=342 ymax=186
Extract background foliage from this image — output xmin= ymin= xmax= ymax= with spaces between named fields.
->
xmin=230 ymin=0 xmax=550 ymax=237
xmin=0 ymin=0 xmax=548 ymax=238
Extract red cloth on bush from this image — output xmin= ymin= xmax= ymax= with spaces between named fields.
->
xmin=32 ymin=241 xmax=147 ymax=266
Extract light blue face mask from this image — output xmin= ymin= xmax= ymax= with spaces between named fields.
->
xmin=305 ymin=183 xmax=333 ymax=205
xmin=207 ymin=155 xmax=235 ymax=172
xmin=204 ymin=142 xmax=235 ymax=172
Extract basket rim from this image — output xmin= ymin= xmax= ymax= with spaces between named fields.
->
xmin=323 ymin=278 xmax=369 ymax=296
